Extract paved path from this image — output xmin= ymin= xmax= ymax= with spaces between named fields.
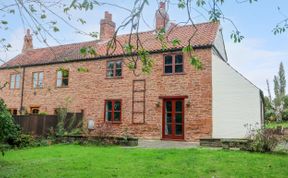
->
xmin=135 ymin=139 xmax=199 ymax=149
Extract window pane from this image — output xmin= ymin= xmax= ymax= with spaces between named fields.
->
xmin=175 ymin=125 xmax=183 ymax=135
xmin=165 ymin=55 xmax=172 ymax=64
xmin=56 ymin=79 xmax=62 ymax=87
xmin=165 ymin=101 xmax=172 ymax=112
xmin=115 ymin=61 xmax=122 ymax=68
xmin=166 ymin=113 xmax=172 ymax=124
xmin=175 ymin=65 xmax=183 ymax=73
xmin=39 ymin=72 xmax=44 ymax=88
xmin=165 ymin=66 xmax=173 ymax=74
xmin=114 ymin=112 xmax=121 ymax=121
xmin=176 ymin=101 xmax=183 ymax=112
xmin=114 ymin=101 xmax=121 ymax=111
xmin=116 ymin=69 xmax=122 ymax=77
xmin=10 ymin=75 xmax=15 ymax=89
xmin=106 ymin=101 xmax=112 ymax=111
xmin=57 ymin=71 xmax=62 ymax=79
xmin=106 ymin=112 xmax=112 ymax=121
xmin=33 ymin=73 xmax=38 ymax=88
xmin=175 ymin=55 xmax=183 ymax=64
xmin=107 ymin=70 xmax=114 ymax=77
xmin=15 ymin=74 xmax=21 ymax=89
xmin=107 ymin=62 xmax=114 ymax=70
xmin=165 ymin=124 xmax=172 ymax=135
xmin=175 ymin=113 xmax=182 ymax=124
xmin=62 ymin=78 xmax=69 ymax=86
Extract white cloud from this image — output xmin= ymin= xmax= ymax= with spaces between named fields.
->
xmin=226 ymin=38 xmax=288 ymax=96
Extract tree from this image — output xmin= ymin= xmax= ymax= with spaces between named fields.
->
xmin=266 ymin=62 xmax=287 ymax=122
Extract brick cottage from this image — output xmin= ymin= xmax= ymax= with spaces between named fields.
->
xmin=0 ymin=3 xmax=264 ymax=141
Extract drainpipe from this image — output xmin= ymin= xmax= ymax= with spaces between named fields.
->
xmin=20 ymin=67 xmax=26 ymax=115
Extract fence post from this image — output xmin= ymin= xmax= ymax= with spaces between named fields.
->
xmin=42 ymin=116 xmax=46 ymax=135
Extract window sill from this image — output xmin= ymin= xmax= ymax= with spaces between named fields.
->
xmin=162 ymin=72 xmax=186 ymax=76
xmin=105 ymin=121 xmax=122 ymax=124
xmin=105 ymin=77 xmax=123 ymax=80
xmin=56 ymin=86 xmax=69 ymax=89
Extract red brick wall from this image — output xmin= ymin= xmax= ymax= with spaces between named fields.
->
xmin=0 ymin=49 xmax=212 ymax=141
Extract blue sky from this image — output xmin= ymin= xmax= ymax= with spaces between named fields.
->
xmin=1 ymin=0 xmax=288 ymax=96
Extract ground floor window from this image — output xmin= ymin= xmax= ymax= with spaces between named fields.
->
xmin=105 ymin=100 xmax=121 ymax=123
xmin=8 ymin=108 xmax=18 ymax=115
xmin=30 ymin=107 xmax=40 ymax=114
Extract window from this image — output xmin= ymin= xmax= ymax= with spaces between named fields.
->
xmin=105 ymin=100 xmax=121 ymax=123
xmin=8 ymin=109 xmax=18 ymax=115
xmin=56 ymin=69 xmax=69 ymax=87
xmin=33 ymin=72 xmax=44 ymax=88
xmin=10 ymin=74 xmax=21 ymax=89
xmin=164 ymin=54 xmax=184 ymax=74
xmin=30 ymin=107 xmax=40 ymax=114
xmin=106 ymin=60 xmax=122 ymax=78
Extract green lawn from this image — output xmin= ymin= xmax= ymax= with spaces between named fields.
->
xmin=0 ymin=145 xmax=288 ymax=178
xmin=265 ymin=121 xmax=288 ymax=129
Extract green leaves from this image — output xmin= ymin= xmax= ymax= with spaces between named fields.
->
xmin=172 ymin=38 xmax=181 ymax=47
xmin=124 ymin=43 xmax=134 ymax=55
xmin=208 ymin=9 xmax=221 ymax=22
xmin=196 ymin=0 xmax=206 ymax=7
xmin=230 ymin=30 xmax=244 ymax=43
xmin=189 ymin=56 xmax=203 ymax=70
xmin=182 ymin=45 xmax=193 ymax=53
xmin=77 ymin=67 xmax=89 ymax=73
xmin=156 ymin=28 xmax=167 ymax=51
xmin=138 ymin=49 xmax=153 ymax=74
xmin=178 ymin=0 xmax=185 ymax=9
xmin=273 ymin=24 xmax=288 ymax=35
xmin=80 ymin=46 xmax=97 ymax=57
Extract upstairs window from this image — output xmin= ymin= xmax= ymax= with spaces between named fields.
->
xmin=10 ymin=73 xmax=21 ymax=89
xmin=164 ymin=54 xmax=184 ymax=74
xmin=106 ymin=60 xmax=122 ymax=78
xmin=33 ymin=72 xmax=44 ymax=88
xmin=56 ymin=69 xmax=69 ymax=87
xmin=105 ymin=100 xmax=121 ymax=123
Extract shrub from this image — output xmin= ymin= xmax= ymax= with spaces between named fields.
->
xmin=0 ymin=98 xmax=20 ymax=148
xmin=245 ymin=124 xmax=279 ymax=152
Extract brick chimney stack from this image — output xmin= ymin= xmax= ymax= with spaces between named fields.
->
xmin=100 ymin=11 xmax=116 ymax=40
xmin=22 ymin=29 xmax=33 ymax=53
xmin=155 ymin=2 xmax=169 ymax=31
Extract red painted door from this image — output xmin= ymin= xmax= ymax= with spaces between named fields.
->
xmin=162 ymin=99 xmax=184 ymax=140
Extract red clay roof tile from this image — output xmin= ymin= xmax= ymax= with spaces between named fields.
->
xmin=2 ymin=22 xmax=219 ymax=68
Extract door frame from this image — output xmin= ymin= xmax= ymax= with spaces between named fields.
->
xmin=161 ymin=97 xmax=186 ymax=140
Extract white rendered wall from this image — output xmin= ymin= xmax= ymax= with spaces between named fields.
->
xmin=212 ymin=52 xmax=263 ymax=138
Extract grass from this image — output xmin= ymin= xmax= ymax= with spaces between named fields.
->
xmin=0 ymin=145 xmax=288 ymax=178
xmin=265 ymin=121 xmax=288 ymax=129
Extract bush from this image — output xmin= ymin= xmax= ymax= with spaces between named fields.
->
xmin=245 ymin=126 xmax=279 ymax=152
xmin=0 ymin=98 xmax=20 ymax=147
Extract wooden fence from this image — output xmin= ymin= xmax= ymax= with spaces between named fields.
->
xmin=13 ymin=112 xmax=83 ymax=136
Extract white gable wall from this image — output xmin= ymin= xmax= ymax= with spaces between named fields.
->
xmin=212 ymin=52 xmax=263 ymax=138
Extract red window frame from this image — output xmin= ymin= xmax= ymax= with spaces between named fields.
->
xmin=104 ymin=100 xmax=122 ymax=123
xmin=163 ymin=54 xmax=184 ymax=75
xmin=106 ymin=60 xmax=122 ymax=78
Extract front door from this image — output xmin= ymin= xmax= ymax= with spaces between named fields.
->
xmin=162 ymin=99 xmax=184 ymax=140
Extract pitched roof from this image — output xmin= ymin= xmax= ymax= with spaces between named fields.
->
xmin=2 ymin=22 xmax=219 ymax=68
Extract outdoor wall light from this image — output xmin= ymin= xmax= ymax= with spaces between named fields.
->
xmin=186 ymin=100 xmax=191 ymax=107
xmin=156 ymin=101 xmax=161 ymax=107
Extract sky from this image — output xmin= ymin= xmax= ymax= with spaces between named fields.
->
xmin=1 ymin=0 xmax=288 ymax=96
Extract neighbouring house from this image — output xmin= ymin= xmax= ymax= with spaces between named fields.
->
xmin=0 ymin=2 xmax=264 ymax=141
